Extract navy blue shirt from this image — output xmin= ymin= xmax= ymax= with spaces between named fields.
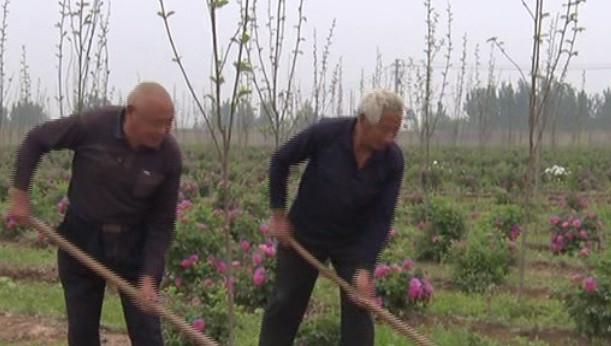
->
xmin=269 ymin=117 xmax=404 ymax=269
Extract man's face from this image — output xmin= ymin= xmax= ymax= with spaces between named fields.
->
xmin=361 ymin=111 xmax=402 ymax=151
xmin=129 ymin=99 xmax=174 ymax=149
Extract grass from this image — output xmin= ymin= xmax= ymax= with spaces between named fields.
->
xmin=429 ymin=289 xmax=573 ymax=330
xmin=0 ymin=278 xmax=126 ymax=331
xmin=0 ymin=243 xmax=56 ymax=269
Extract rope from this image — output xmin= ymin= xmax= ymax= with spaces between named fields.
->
xmin=288 ymin=237 xmax=436 ymax=346
xmin=28 ymin=217 xmax=219 ymax=346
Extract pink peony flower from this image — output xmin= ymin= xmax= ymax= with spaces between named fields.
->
xmin=192 ymin=318 xmax=206 ymax=332
xmin=402 ymin=259 xmax=414 ymax=271
xmin=215 ymin=260 xmax=227 ymax=274
xmin=583 ymin=277 xmax=598 ymax=294
xmin=561 ymin=222 xmax=570 ymax=229
xmin=408 ymin=278 xmax=423 ymax=300
xmin=252 ymin=253 xmax=264 ymax=266
xmin=253 ymin=267 xmax=266 ymax=287
xmin=571 ymin=219 xmax=582 ymax=229
xmin=578 ymin=230 xmax=589 ymax=239
xmin=421 ymin=279 xmax=434 ymax=299
xmin=374 ymin=264 xmax=391 ymax=279
xmin=180 ymin=258 xmax=194 ymax=269
xmin=240 ymin=240 xmax=251 ymax=252
xmin=549 ymin=216 xmax=561 ymax=225
xmin=260 ymin=223 xmax=270 ymax=235
xmin=190 ymin=254 xmax=199 ymax=263
xmin=259 ymin=243 xmax=276 ymax=257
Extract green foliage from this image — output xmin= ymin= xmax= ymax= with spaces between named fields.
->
xmin=412 ymin=198 xmax=466 ymax=262
xmin=564 ymin=249 xmax=611 ymax=338
xmin=449 ymin=227 xmax=511 ymax=293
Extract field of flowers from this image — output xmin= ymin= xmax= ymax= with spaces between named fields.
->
xmin=0 ymin=145 xmax=610 ymax=346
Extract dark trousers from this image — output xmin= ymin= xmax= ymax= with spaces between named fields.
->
xmin=258 ymin=238 xmax=374 ymax=346
xmin=57 ymin=209 xmax=163 ymax=346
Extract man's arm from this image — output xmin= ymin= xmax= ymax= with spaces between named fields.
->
xmin=356 ymin=150 xmax=404 ymax=271
xmin=9 ymin=115 xmax=87 ymax=223
xmin=269 ymin=122 xmax=323 ymax=211
xmin=12 ymin=115 xmax=87 ymax=192
xmin=141 ymin=155 xmax=182 ymax=279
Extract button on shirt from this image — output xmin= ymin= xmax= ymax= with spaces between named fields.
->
xmin=269 ymin=117 xmax=404 ymax=269
xmin=12 ymin=106 xmax=182 ymax=277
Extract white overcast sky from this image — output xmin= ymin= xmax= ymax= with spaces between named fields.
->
xmin=5 ymin=0 xmax=611 ymax=116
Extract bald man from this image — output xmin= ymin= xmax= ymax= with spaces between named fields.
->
xmin=7 ymin=82 xmax=182 ymax=346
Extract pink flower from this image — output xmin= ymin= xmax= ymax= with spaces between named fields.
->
xmin=259 ymin=243 xmax=276 ymax=257
xmin=180 ymin=258 xmax=193 ymax=269
xmin=215 ymin=260 xmax=227 ymax=274
xmin=402 ymin=259 xmax=414 ymax=271
xmin=572 ymin=219 xmax=582 ymax=229
xmin=253 ymin=267 xmax=266 ymax=287
xmin=561 ymin=222 xmax=570 ymax=229
xmin=232 ymin=260 xmax=241 ymax=268
xmin=408 ymin=278 xmax=423 ymax=300
xmin=252 ymin=253 xmax=263 ymax=266
xmin=240 ymin=240 xmax=251 ymax=252
xmin=192 ymin=318 xmax=206 ymax=332
xmin=260 ymin=223 xmax=270 ymax=235
xmin=421 ymin=279 xmax=434 ymax=299
xmin=578 ymin=230 xmax=589 ymax=239
xmin=190 ymin=254 xmax=199 ymax=263
xmin=549 ymin=216 xmax=561 ymax=225
xmin=583 ymin=277 xmax=598 ymax=294
xmin=374 ymin=264 xmax=391 ymax=279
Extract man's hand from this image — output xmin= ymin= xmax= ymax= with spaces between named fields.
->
xmin=137 ymin=275 xmax=159 ymax=314
xmin=270 ymin=210 xmax=293 ymax=247
xmin=350 ymin=269 xmax=375 ymax=308
xmin=7 ymin=188 xmax=31 ymax=225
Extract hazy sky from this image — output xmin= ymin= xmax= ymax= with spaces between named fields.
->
xmin=5 ymin=0 xmax=611 ymax=116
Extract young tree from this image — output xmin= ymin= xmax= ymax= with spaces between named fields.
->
xmin=489 ymin=0 xmax=585 ymax=296
xmin=56 ymin=0 xmax=110 ymax=116
xmin=247 ymin=0 xmax=305 ymax=148
xmin=158 ymin=1 xmax=252 ymax=343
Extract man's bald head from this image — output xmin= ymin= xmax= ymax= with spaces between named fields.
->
xmin=124 ymin=82 xmax=175 ymax=149
xmin=127 ymin=82 xmax=173 ymax=109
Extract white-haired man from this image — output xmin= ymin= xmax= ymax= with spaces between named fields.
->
xmin=259 ymin=89 xmax=405 ymax=346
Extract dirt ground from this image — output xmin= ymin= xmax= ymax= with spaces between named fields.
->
xmin=0 ymin=312 xmax=130 ymax=346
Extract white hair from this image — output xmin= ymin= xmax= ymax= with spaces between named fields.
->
xmin=357 ymin=89 xmax=404 ymax=124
